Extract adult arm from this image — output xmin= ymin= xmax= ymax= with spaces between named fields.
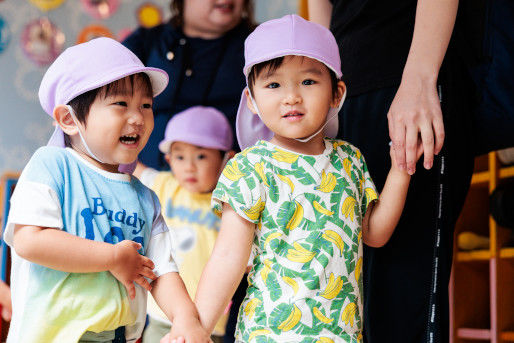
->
xmin=307 ymin=0 xmax=333 ymax=28
xmin=388 ymin=0 xmax=459 ymax=174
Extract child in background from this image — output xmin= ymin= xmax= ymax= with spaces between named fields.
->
xmin=3 ymin=38 xmax=210 ymax=343
xmin=134 ymin=106 xmax=234 ymax=343
xmin=169 ymin=15 xmax=418 ymax=342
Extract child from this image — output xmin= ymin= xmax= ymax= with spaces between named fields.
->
xmin=3 ymin=38 xmax=210 ymax=343
xmin=133 ymin=106 xmax=234 ymax=343
xmin=170 ymin=15 xmax=416 ymax=342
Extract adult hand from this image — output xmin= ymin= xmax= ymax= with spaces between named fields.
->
xmin=0 ymin=281 xmax=12 ymax=321
xmin=387 ymin=74 xmax=444 ymax=175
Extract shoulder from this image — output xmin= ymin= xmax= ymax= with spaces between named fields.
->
xmin=28 ymin=146 xmax=74 ymax=172
xmin=329 ymin=138 xmax=364 ymax=160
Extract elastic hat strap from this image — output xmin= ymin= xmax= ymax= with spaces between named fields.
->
xmin=66 ymin=105 xmax=105 ymax=164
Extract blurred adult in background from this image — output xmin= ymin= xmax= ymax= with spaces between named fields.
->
xmin=309 ymin=0 xmax=475 ymax=342
xmin=123 ymin=0 xmax=254 ymax=170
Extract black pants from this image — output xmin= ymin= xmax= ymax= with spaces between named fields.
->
xmin=338 ymin=49 xmax=474 ymax=343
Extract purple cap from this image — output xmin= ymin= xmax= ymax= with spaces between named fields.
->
xmin=38 ymin=37 xmax=169 ymax=173
xmin=236 ymin=14 xmax=344 ymax=150
xmin=158 ymin=106 xmax=233 ymax=153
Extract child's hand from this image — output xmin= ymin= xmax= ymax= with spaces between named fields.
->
xmin=390 ymin=141 xmax=423 ymax=175
xmin=109 ymin=240 xmax=157 ymax=299
xmin=165 ymin=316 xmax=212 ymax=343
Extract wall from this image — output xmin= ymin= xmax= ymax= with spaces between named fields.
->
xmin=0 ymin=0 xmax=297 ymax=174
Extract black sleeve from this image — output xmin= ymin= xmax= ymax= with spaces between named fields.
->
xmin=122 ymin=27 xmax=149 ymax=63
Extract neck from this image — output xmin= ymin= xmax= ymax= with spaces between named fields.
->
xmin=270 ymin=133 xmax=326 ymax=155
xmin=182 ymin=24 xmax=226 ymax=39
xmin=69 ymin=143 xmax=119 ymax=173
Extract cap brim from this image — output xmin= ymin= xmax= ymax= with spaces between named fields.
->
xmin=236 ymin=89 xmax=274 ymax=151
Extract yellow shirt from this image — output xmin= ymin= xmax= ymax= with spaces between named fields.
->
xmin=146 ymin=172 xmax=228 ymax=335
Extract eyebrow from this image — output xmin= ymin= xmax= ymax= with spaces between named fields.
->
xmin=301 ymin=68 xmax=324 ymax=75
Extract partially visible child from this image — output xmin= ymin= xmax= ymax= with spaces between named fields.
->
xmin=134 ymin=106 xmax=234 ymax=343
xmin=169 ymin=15 xmax=419 ymax=342
xmin=3 ymin=38 xmax=210 ymax=343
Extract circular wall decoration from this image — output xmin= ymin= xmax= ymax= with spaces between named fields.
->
xmin=76 ymin=24 xmax=114 ymax=44
xmin=81 ymin=0 xmax=120 ymax=20
xmin=137 ymin=2 xmax=163 ymax=28
xmin=0 ymin=15 xmax=11 ymax=53
xmin=21 ymin=18 xmax=65 ymax=66
xmin=29 ymin=0 xmax=66 ymax=11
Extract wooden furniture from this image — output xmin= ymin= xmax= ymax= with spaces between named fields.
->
xmin=450 ymin=152 xmax=514 ymax=342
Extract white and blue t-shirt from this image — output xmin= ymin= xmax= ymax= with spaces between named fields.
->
xmin=4 ymin=147 xmax=178 ymax=343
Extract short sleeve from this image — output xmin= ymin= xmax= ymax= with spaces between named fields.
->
xmin=211 ymin=155 xmax=266 ymax=224
xmin=357 ymin=150 xmax=378 ymax=216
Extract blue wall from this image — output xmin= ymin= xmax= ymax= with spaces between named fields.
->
xmin=0 ymin=0 xmax=297 ymax=174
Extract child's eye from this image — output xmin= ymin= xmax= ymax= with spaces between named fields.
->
xmin=302 ymin=79 xmax=316 ymax=85
xmin=174 ymin=155 xmax=184 ymax=161
xmin=114 ymin=101 xmax=128 ymax=106
xmin=266 ymin=82 xmax=280 ymax=89
xmin=142 ymin=103 xmax=152 ymax=109
xmin=197 ymin=154 xmax=206 ymax=160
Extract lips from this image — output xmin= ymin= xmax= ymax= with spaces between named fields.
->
xmin=214 ymin=2 xmax=234 ymax=12
xmin=282 ymin=110 xmax=304 ymax=119
xmin=119 ymin=133 xmax=140 ymax=145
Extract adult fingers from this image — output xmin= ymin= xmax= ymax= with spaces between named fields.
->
xmin=390 ymin=116 xmax=407 ymax=171
xmin=123 ymin=281 xmax=136 ymax=300
xmin=419 ymin=122 xmax=435 ymax=169
xmin=135 ymin=276 xmax=152 ymax=292
xmin=433 ymin=115 xmax=445 ymax=155
xmin=1 ymin=307 xmax=11 ymax=321
xmin=405 ymin=125 xmax=418 ymax=175
xmin=140 ymin=266 xmax=157 ymax=280
xmin=142 ymin=256 xmax=155 ymax=270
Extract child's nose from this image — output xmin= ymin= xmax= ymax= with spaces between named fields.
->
xmin=127 ymin=110 xmax=144 ymax=126
xmin=283 ymin=87 xmax=302 ymax=105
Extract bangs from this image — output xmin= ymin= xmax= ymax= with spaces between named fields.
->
xmin=100 ymin=73 xmax=153 ymax=99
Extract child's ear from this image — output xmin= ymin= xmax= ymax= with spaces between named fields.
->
xmin=331 ymin=81 xmax=346 ymax=108
xmin=244 ymin=88 xmax=258 ymax=115
xmin=164 ymin=153 xmax=171 ymax=164
xmin=225 ymin=150 xmax=236 ymax=160
xmin=53 ymin=105 xmax=79 ymax=136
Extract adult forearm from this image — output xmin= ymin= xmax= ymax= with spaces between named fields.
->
xmin=13 ymin=225 xmax=114 ymax=272
xmin=403 ymin=0 xmax=459 ymax=79
xmin=307 ymin=0 xmax=333 ymax=28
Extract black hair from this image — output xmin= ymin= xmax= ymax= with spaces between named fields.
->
xmin=247 ymin=56 xmax=340 ymax=99
xmin=63 ymin=73 xmax=152 ymax=147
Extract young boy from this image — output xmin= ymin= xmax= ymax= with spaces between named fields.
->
xmin=134 ymin=106 xmax=234 ymax=343
xmin=3 ymin=38 xmax=210 ymax=343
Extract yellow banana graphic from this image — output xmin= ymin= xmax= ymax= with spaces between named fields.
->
xmin=277 ymin=174 xmax=295 ymax=193
xmin=287 ymin=242 xmax=316 ymax=263
xmin=343 ymin=158 xmax=352 ymax=177
xmin=341 ymin=302 xmax=357 ymax=327
xmin=313 ymin=201 xmax=334 ymax=216
xmin=364 ymin=187 xmax=378 ymax=206
xmin=244 ymin=298 xmax=261 ymax=320
xmin=317 ymin=338 xmax=335 ymax=343
xmin=319 ymin=272 xmax=344 ymax=300
xmin=241 ymin=146 xmax=257 ymax=157
xmin=277 ymin=304 xmax=302 ymax=331
xmin=316 ymin=170 xmax=337 ymax=193
xmin=264 ymin=232 xmax=282 ymax=248
xmin=333 ymin=141 xmax=345 ymax=150
xmin=313 ymin=307 xmax=334 ymax=324
xmin=223 ymin=160 xmax=244 ymax=181
xmin=272 ymin=148 xmax=299 ymax=164
xmin=357 ymin=231 xmax=362 ymax=243
xmin=254 ymin=162 xmax=269 ymax=187
xmin=341 ymin=196 xmax=356 ymax=222
xmin=244 ymin=198 xmax=265 ymax=221
xmin=282 ymin=276 xmax=299 ymax=295
xmin=322 ymin=230 xmax=344 ymax=256
xmin=261 ymin=259 xmax=272 ymax=283
xmin=285 ymin=201 xmax=304 ymax=231
xmin=355 ymin=257 xmax=363 ymax=282
xmin=248 ymin=329 xmax=271 ymax=342
xmin=356 ymin=149 xmax=362 ymax=159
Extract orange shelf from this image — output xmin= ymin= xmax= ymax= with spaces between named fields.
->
xmin=502 ymin=331 xmax=514 ymax=341
xmin=500 ymin=247 xmax=514 ymax=259
xmin=499 ymin=165 xmax=514 ymax=179
xmin=456 ymin=328 xmax=491 ymax=339
xmin=456 ymin=249 xmax=491 ymax=262
xmin=470 ymin=171 xmax=489 ymax=185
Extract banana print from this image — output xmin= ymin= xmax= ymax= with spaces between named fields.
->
xmin=364 ymin=187 xmax=378 ymax=206
xmin=322 ymin=230 xmax=344 ymax=256
xmin=341 ymin=196 xmax=356 ymax=222
xmin=355 ymin=257 xmax=363 ymax=282
xmin=272 ymin=148 xmax=299 ymax=164
xmin=313 ymin=307 xmax=334 ymax=324
xmin=277 ymin=304 xmax=302 ymax=331
xmin=313 ymin=200 xmax=334 ymax=216
xmin=341 ymin=302 xmax=357 ymax=327
xmin=282 ymin=276 xmax=299 ymax=295
xmin=254 ymin=162 xmax=269 ymax=187
xmin=319 ymin=272 xmax=344 ymax=300
xmin=223 ymin=159 xmax=245 ymax=181
xmin=244 ymin=198 xmax=266 ymax=221
xmin=210 ymin=139 xmax=377 ymax=340
xmin=285 ymin=201 xmax=303 ymax=230
xmin=277 ymin=174 xmax=295 ymax=193
xmin=244 ymin=298 xmax=261 ymax=320
xmin=316 ymin=170 xmax=337 ymax=193
xmin=248 ymin=329 xmax=271 ymax=342
xmin=287 ymin=242 xmax=316 ymax=263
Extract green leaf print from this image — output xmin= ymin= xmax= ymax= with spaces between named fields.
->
xmin=269 ymin=303 xmax=297 ymax=335
xmin=276 ymin=200 xmax=296 ymax=231
xmin=267 ymin=175 xmax=280 ymax=203
xmin=266 ymin=272 xmax=283 ymax=302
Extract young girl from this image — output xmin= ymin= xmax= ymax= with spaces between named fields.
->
xmin=169 ymin=15 xmax=415 ymax=342
xmin=3 ymin=38 xmax=210 ymax=343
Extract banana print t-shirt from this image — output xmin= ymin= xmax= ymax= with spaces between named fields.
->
xmin=212 ymin=139 xmax=378 ymax=343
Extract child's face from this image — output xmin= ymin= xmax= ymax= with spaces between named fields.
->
xmin=247 ymin=56 xmax=341 ymax=145
xmin=166 ymin=142 xmax=224 ymax=193
xmin=71 ymin=78 xmax=154 ymax=172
